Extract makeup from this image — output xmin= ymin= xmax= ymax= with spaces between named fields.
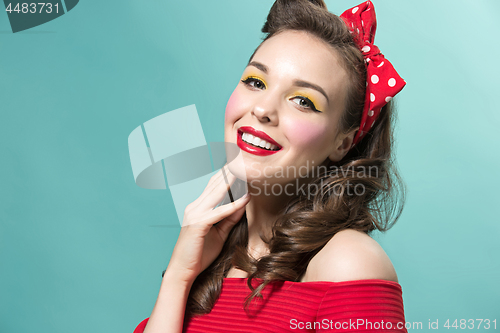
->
xmin=241 ymin=74 xmax=267 ymax=90
xmin=237 ymin=126 xmax=282 ymax=156
xmin=290 ymin=92 xmax=324 ymax=113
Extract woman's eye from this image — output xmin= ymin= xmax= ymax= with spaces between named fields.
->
xmin=291 ymin=96 xmax=321 ymax=112
xmin=241 ymin=77 xmax=266 ymax=90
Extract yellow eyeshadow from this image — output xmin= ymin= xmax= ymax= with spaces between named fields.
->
xmin=242 ymin=72 xmax=267 ymax=86
xmin=293 ymin=92 xmax=325 ymax=112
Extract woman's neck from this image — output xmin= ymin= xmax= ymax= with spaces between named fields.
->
xmin=243 ymin=186 xmax=292 ymax=259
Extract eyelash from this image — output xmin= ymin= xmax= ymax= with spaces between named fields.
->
xmin=241 ymin=76 xmax=322 ymax=113
xmin=241 ymin=77 xmax=265 ymax=90
xmin=292 ymin=96 xmax=321 ymax=113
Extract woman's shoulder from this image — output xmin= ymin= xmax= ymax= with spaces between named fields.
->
xmin=301 ymin=229 xmax=399 ymax=283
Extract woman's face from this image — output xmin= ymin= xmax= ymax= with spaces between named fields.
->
xmin=225 ymin=30 xmax=355 ymax=185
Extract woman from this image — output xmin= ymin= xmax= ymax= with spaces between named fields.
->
xmin=135 ymin=0 xmax=407 ymax=332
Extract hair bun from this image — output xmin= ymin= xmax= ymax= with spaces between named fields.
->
xmin=262 ymin=0 xmax=329 ymax=34
xmin=274 ymin=0 xmax=327 ymax=9
xmin=306 ymin=0 xmax=327 ymax=9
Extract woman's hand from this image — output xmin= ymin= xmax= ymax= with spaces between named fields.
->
xmin=165 ymin=164 xmax=250 ymax=284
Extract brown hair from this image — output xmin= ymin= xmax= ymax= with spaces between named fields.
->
xmin=186 ymin=0 xmax=405 ymax=316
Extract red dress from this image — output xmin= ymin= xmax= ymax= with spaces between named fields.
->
xmin=134 ymin=278 xmax=407 ymax=333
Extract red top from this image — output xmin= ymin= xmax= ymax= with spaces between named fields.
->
xmin=133 ymin=278 xmax=407 ymax=333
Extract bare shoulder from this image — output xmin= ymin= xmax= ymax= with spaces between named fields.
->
xmin=302 ymin=229 xmax=398 ymax=283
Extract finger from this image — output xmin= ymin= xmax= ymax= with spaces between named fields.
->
xmin=208 ymin=192 xmax=249 ymax=223
xmin=206 ymin=164 xmax=229 ymax=186
xmin=186 ymin=192 xmax=249 ymax=228
xmin=188 ymin=191 xmax=248 ymax=227
xmin=215 ymin=204 xmax=247 ymax=240
xmin=198 ymin=168 xmax=238 ymax=209
xmin=189 ymin=165 xmax=232 ymax=207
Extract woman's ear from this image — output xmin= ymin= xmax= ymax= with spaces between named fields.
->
xmin=328 ymin=127 xmax=359 ymax=162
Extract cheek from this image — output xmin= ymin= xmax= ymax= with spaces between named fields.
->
xmin=284 ymin=118 xmax=329 ymax=149
xmin=225 ymin=89 xmax=241 ymax=123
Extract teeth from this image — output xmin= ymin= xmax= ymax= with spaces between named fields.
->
xmin=241 ymin=132 xmax=279 ymax=151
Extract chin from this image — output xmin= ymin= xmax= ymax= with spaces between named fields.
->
xmin=227 ymin=159 xmax=247 ymax=182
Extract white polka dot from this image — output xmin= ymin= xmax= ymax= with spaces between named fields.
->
xmin=361 ymin=20 xmax=364 ymax=26
xmin=357 ymin=28 xmax=360 ymax=34
xmin=352 ymin=7 xmax=359 ymax=14
xmin=370 ymin=121 xmax=374 ymax=128
xmin=368 ymin=110 xmax=374 ymax=117
xmin=371 ymin=75 xmax=379 ymax=84
xmin=385 ymin=96 xmax=393 ymax=102
xmin=362 ymin=45 xmax=370 ymax=53
xmin=377 ymin=61 xmax=384 ymax=68
xmin=359 ymin=130 xmax=363 ymax=135
xmin=370 ymin=93 xmax=375 ymax=102
xmin=366 ymin=81 xmax=368 ymax=87
xmin=388 ymin=78 xmax=396 ymax=87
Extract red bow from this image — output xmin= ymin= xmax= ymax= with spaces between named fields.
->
xmin=340 ymin=1 xmax=406 ymax=147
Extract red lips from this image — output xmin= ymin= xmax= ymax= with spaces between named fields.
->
xmin=237 ymin=126 xmax=282 ymax=156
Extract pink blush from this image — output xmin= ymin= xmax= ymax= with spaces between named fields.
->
xmin=285 ymin=120 xmax=327 ymax=148
xmin=225 ymin=90 xmax=241 ymax=121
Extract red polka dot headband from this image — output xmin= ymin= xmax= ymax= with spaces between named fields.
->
xmin=340 ymin=1 xmax=406 ymax=147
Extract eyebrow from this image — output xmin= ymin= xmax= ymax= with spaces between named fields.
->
xmin=247 ymin=61 xmax=330 ymax=103
xmin=248 ymin=61 xmax=269 ymax=73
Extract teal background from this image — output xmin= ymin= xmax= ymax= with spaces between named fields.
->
xmin=1 ymin=1 xmax=499 ymax=332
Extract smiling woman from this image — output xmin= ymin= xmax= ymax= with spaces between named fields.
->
xmin=135 ymin=1 xmax=408 ymax=332
xmin=225 ymin=30 xmax=353 ymax=186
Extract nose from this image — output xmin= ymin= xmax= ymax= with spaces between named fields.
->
xmin=251 ymin=92 xmax=279 ymax=125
